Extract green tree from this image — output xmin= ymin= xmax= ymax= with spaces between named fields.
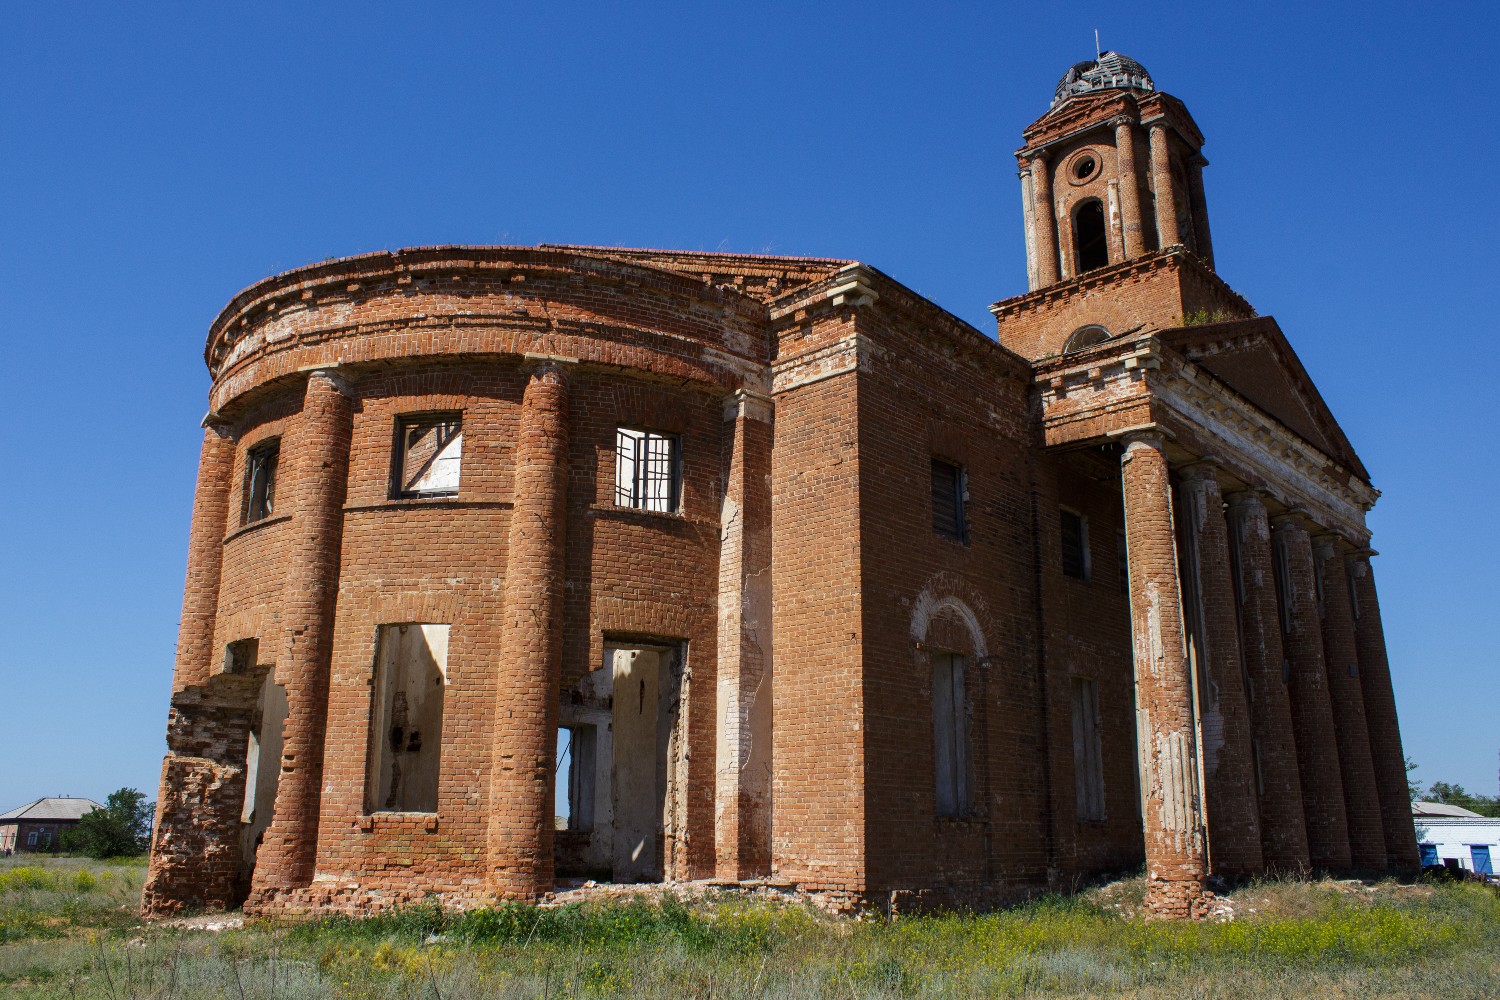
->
xmin=1406 ymin=755 xmax=1421 ymax=801
xmin=1423 ymin=781 xmax=1500 ymax=818
xmin=60 ymin=788 xmax=152 ymax=858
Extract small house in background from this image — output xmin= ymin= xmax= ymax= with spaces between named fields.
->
xmin=1413 ymin=801 xmax=1498 ymax=876
xmin=0 ymin=797 xmax=103 ymax=854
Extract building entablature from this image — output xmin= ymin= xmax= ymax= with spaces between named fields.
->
xmin=1034 ymin=334 xmax=1377 ymax=544
xmin=1018 ymin=90 xmax=1203 ymax=159
xmin=203 ymin=246 xmax=782 ymax=416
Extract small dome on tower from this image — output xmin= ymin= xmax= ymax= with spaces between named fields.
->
xmin=1052 ymin=52 xmax=1155 ymax=107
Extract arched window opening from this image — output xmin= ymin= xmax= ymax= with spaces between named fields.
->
xmin=1074 ymin=199 xmax=1109 ymax=273
xmin=1064 ymin=324 xmax=1111 ymax=354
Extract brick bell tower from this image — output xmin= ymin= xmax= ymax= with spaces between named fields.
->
xmin=996 ymin=53 xmax=1251 ymax=360
xmin=1019 ymin=51 xmax=1212 ymax=289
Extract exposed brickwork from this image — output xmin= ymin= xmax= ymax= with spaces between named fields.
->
xmin=1119 ymin=432 xmax=1209 ymax=916
xmin=1272 ymin=516 xmax=1351 ymax=871
xmin=1224 ymin=491 xmax=1311 ymax=871
xmin=144 ymin=60 xmax=1418 ymax=922
xmin=1175 ymin=466 xmax=1262 ymax=876
xmin=1348 ymin=558 xmax=1421 ymax=871
xmin=1313 ymin=537 xmax=1386 ymax=869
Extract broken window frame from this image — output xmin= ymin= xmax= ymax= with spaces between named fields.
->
xmin=930 ymin=457 xmax=968 ymax=543
xmin=931 ymin=651 xmax=973 ymax=818
xmin=1071 ymin=676 xmax=1106 ymax=822
xmin=614 ymin=427 xmax=681 ymax=514
xmin=223 ymin=638 xmax=258 ymax=676
xmin=392 ymin=413 xmax=463 ymax=499
xmin=1061 ymin=508 xmax=1091 ymax=581
xmin=243 ymin=439 xmax=279 ymax=524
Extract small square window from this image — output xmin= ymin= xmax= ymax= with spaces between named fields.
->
xmin=1061 ymin=509 xmax=1090 ymax=580
xmin=394 ymin=414 xmax=462 ymax=498
xmin=224 ymin=638 xmax=258 ymax=675
xmin=615 ymin=428 xmax=680 ymax=513
xmin=931 ymin=458 xmax=967 ymax=542
xmin=243 ymin=440 xmax=279 ymax=523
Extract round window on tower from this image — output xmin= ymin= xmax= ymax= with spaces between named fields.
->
xmin=1066 ymin=149 xmax=1101 ymax=186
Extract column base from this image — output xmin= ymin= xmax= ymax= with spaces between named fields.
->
xmin=1144 ymin=877 xmax=1215 ymax=920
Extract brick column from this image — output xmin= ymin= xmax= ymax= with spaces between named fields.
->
xmin=1149 ymin=123 xmax=1181 ymax=249
xmin=1030 ymin=154 xmax=1061 ymax=287
xmin=1119 ymin=430 xmax=1210 ymax=918
xmin=250 ymin=369 xmax=354 ymax=898
xmin=1348 ymin=553 xmax=1421 ymax=871
xmin=1186 ymin=154 xmax=1215 ymax=268
xmin=1271 ymin=514 xmax=1351 ymax=870
xmin=1112 ymin=117 xmax=1145 ymax=259
xmin=1314 ymin=536 xmax=1387 ymax=869
xmin=1176 ymin=464 xmax=1262 ymax=876
xmin=488 ymin=360 xmax=570 ymax=899
xmin=1224 ymin=491 xmax=1310 ymax=871
xmin=173 ymin=421 xmax=237 ymax=691
xmin=715 ymin=389 xmax=774 ymax=879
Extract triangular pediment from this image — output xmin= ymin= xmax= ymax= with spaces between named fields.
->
xmin=1160 ymin=317 xmax=1370 ymax=483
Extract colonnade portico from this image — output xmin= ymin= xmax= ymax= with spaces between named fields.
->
xmin=1103 ymin=413 xmax=1416 ymax=902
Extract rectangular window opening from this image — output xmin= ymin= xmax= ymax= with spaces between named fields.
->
xmin=615 ymin=427 xmax=680 ymax=513
xmin=932 ymin=652 xmax=973 ymax=817
xmin=556 ymin=725 xmax=597 ymax=833
xmin=243 ymin=439 xmax=279 ymax=523
xmin=223 ymin=638 xmax=258 ymax=676
xmin=1061 ymin=509 xmax=1091 ymax=581
xmin=1072 ymin=677 xmax=1105 ymax=822
xmin=930 ymin=458 xmax=968 ymax=542
xmin=394 ymin=414 xmax=462 ymax=497
xmin=366 ymin=623 xmax=449 ymax=813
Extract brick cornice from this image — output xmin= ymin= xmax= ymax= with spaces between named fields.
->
xmin=989 ymin=247 xmax=1252 ymax=322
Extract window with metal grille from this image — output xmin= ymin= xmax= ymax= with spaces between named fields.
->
xmin=1072 ymin=677 xmax=1105 ymax=822
xmin=615 ymin=428 xmax=680 ymax=513
xmin=931 ymin=652 xmax=972 ymax=817
xmin=1061 ymin=509 xmax=1090 ymax=580
xmin=931 ymin=458 xmax=967 ymax=541
xmin=394 ymin=414 xmax=462 ymax=498
xmin=243 ymin=439 xmax=279 ymax=523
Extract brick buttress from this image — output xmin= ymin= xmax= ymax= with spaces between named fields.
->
xmin=488 ymin=360 xmax=570 ymax=899
xmin=1224 ymin=491 xmax=1310 ymax=872
xmin=1119 ymin=431 xmax=1210 ymax=918
xmin=1271 ymin=514 xmax=1351 ymax=871
xmin=1314 ymin=536 xmax=1386 ymax=870
xmin=1348 ymin=554 xmax=1421 ymax=871
xmin=248 ymin=369 xmax=354 ymax=901
xmin=1176 ymin=464 xmax=1262 ymax=876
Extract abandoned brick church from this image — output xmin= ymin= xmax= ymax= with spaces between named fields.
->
xmin=143 ymin=53 xmax=1419 ymax=920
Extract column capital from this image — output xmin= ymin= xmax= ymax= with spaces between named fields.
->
xmin=304 ymin=366 xmax=355 ymax=398
xmin=200 ymin=412 xmax=234 ymax=438
xmin=1269 ymin=509 xmax=1311 ymax=533
xmin=1311 ymin=531 xmax=1359 ymax=559
xmin=1109 ymin=115 xmax=1137 ymax=130
xmin=521 ymin=353 xmax=578 ymax=378
xmin=1109 ymin=423 xmax=1174 ymax=454
xmin=723 ymin=387 xmax=773 ymax=423
xmin=1176 ymin=457 xmax=1224 ymax=482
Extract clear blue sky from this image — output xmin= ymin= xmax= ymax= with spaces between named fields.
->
xmin=2 ymin=2 xmax=1495 ymax=812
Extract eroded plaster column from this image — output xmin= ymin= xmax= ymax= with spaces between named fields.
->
xmin=1019 ymin=161 xmax=1040 ymax=290
xmin=1313 ymin=534 xmax=1387 ymax=870
xmin=250 ymin=369 xmax=354 ymax=899
xmin=1176 ymin=464 xmax=1263 ymax=876
xmin=1112 ymin=117 xmax=1145 ymax=259
xmin=1120 ymin=430 xmax=1210 ymax=918
xmin=1347 ymin=553 xmax=1421 ymax=871
xmin=1224 ymin=490 xmax=1310 ymax=871
xmin=1271 ymin=513 xmax=1352 ymax=870
xmin=715 ymin=388 xmax=774 ymax=879
xmin=488 ymin=359 xmax=571 ymax=899
xmin=1149 ymin=123 xmax=1182 ymax=249
xmin=1186 ymin=154 xmax=1215 ymax=268
xmin=1030 ymin=154 xmax=1061 ymax=287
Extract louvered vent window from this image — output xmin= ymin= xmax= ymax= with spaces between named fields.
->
xmin=931 ymin=458 xmax=967 ymax=542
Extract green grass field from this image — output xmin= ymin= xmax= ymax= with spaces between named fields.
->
xmin=2 ymin=855 xmax=1496 ymax=997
